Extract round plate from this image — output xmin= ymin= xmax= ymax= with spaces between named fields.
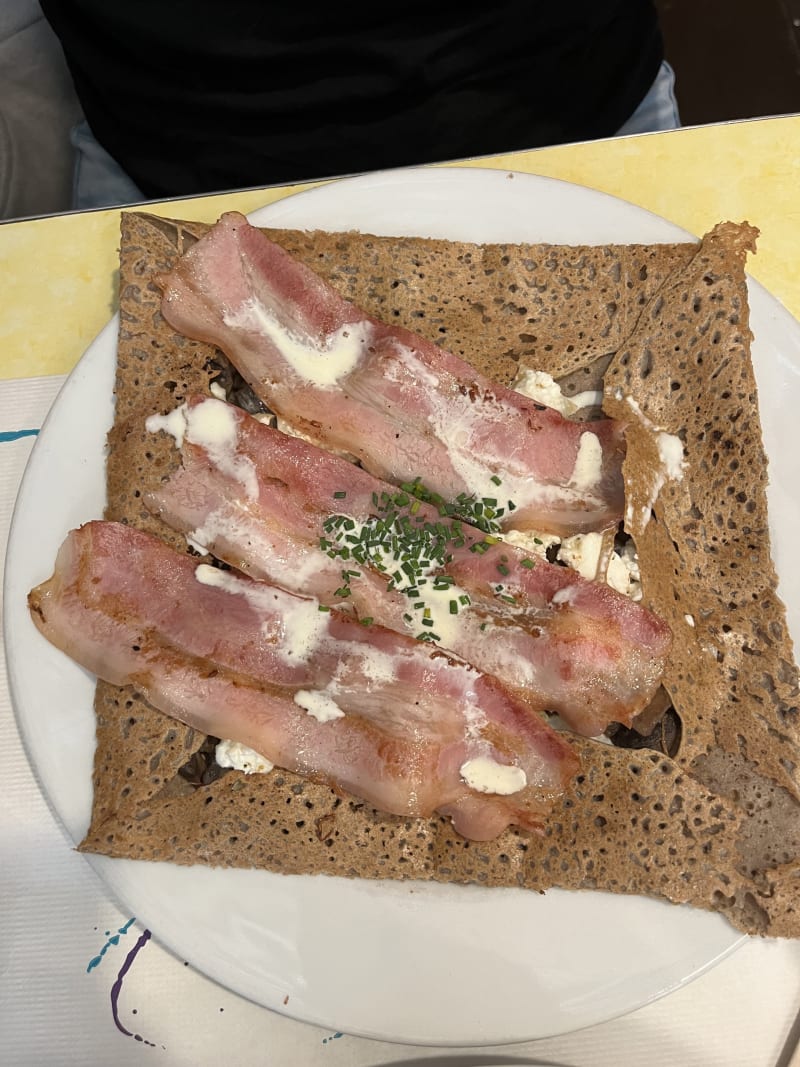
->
xmin=9 ymin=166 xmax=800 ymax=1046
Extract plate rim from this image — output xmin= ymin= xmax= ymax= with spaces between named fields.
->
xmin=11 ymin=165 xmax=788 ymax=1045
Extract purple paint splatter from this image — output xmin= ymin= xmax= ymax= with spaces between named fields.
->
xmin=110 ymin=929 xmax=155 ymax=1047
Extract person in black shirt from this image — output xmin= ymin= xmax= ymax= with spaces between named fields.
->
xmin=40 ymin=1 xmax=674 ymax=205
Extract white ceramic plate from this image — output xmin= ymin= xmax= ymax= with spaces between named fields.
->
xmin=7 ymin=166 xmax=800 ymax=1046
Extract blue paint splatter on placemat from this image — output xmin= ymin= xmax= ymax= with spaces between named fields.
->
xmin=87 ymin=918 xmax=137 ymax=972
xmin=322 ymin=1032 xmax=344 ymax=1045
xmin=110 ymin=928 xmax=154 ymax=1046
xmin=0 ymin=428 xmax=39 ymax=443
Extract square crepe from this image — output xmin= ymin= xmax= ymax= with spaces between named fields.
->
xmin=78 ymin=211 xmax=800 ymax=938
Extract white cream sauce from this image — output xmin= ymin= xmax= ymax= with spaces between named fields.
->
xmin=512 ymin=368 xmax=602 ymax=416
xmin=568 ymin=431 xmax=603 ymax=493
xmin=189 ymin=506 xmax=325 ymax=590
xmin=194 ymin=563 xmax=328 ymax=665
xmin=334 ymin=515 xmax=471 ymax=650
xmin=145 ymin=405 xmax=189 ymax=448
xmin=293 ymin=688 xmax=345 ymax=723
xmin=223 ymin=298 xmax=372 ymax=387
xmin=146 ymin=398 xmax=258 ymax=501
xmin=551 ymin=585 xmax=579 ymax=607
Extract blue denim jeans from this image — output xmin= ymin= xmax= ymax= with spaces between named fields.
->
xmin=70 ymin=121 xmax=144 ymax=210
xmin=70 ymin=62 xmax=681 ymax=211
xmin=616 ymin=61 xmax=680 ymax=137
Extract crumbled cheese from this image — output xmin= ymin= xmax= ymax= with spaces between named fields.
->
xmin=512 ymin=368 xmax=602 ymax=416
xmin=500 ymin=526 xmax=644 ymax=602
xmin=215 ymin=740 xmax=273 ymax=775
xmin=209 ymin=380 xmax=228 ymax=401
xmin=557 ymin=532 xmax=604 ymax=581
xmin=656 ymin=431 xmax=686 ymax=481
xmin=460 ymin=756 xmax=527 ymax=795
xmin=606 ymin=541 xmax=642 ymax=601
xmin=498 ymin=528 xmax=560 ymax=559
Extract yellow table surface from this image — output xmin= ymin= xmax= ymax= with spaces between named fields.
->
xmin=1 ymin=114 xmax=798 ymax=382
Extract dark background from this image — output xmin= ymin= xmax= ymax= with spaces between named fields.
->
xmin=656 ymin=0 xmax=800 ymax=124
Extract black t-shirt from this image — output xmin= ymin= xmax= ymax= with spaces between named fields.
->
xmin=41 ymin=1 xmax=662 ymax=199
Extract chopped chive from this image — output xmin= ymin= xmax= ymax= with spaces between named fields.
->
xmin=521 ymin=558 xmax=535 ymax=569
xmin=449 ymin=600 xmax=458 ymax=615
xmin=333 ymin=490 xmax=347 ymax=499
xmin=318 ymin=604 xmax=331 ymax=612
xmin=360 ymin=617 xmax=373 ymax=626
xmin=490 ymin=474 xmax=502 ymax=485
xmin=497 ymin=563 xmax=510 ymax=576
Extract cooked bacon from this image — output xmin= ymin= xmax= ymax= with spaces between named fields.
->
xmin=29 ymin=521 xmax=580 ymax=841
xmin=146 ymin=397 xmax=670 ymax=737
xmin=158 ymin=212 xmax=625 ymax=536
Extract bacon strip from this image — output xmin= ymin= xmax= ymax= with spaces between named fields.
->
xmin=159 ymin=212 xmax=625 ymax=536
xmin=28 ymin=521 xmax=580 ymax=841
xmin=146 ymin=397 xmax=671 ymax=737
